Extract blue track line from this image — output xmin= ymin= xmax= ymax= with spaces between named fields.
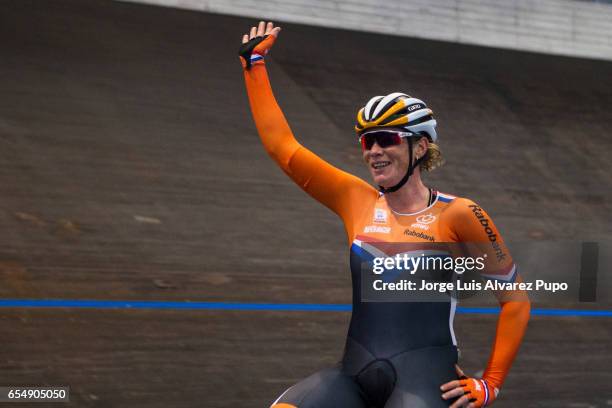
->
xmin=0 ymin=299 xmax=611 ymax=317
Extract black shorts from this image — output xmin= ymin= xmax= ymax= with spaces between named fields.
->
xmin=272 ymin=344 xmax=458 ymax=408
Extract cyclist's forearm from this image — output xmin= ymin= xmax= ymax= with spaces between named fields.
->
xmin=483 ymin=299 xmax=531 ymax=390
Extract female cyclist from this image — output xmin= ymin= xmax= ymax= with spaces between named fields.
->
xmin=239 ymin=21 xmax=530 ymax=408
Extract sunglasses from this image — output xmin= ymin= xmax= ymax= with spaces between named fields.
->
xmin=359 ymin=130 xmax=418 ymax=151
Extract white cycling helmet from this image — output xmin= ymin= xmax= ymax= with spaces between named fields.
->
xmin=355 ymin=92 xmax=438 ymax=142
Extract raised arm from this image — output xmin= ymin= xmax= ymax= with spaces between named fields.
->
xmin=240 ymin=22 xmax=377 ymax=239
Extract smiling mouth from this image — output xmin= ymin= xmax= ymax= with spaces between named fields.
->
xmin=372 ymin=161 xmax=391 ymax=169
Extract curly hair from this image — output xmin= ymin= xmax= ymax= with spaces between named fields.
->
xmin=421 ymin=142 xmax=444 ymax=171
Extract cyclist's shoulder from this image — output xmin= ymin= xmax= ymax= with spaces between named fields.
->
xmin=436 ymin=192 xmax=480 ymax=219
xmin=435 ymin=191 xmax=461 ymax=206
xmin=435 ymin=191 xmax=470 ymax=207
xmin=437 ymin=193 xmax=503 ymax=236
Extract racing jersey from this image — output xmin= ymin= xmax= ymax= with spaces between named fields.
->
xmin=243 ymin=63 xmax=530 ymax=393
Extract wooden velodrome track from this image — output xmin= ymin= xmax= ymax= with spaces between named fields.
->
xmin=1 ymin=0 xmax=611 ymax=406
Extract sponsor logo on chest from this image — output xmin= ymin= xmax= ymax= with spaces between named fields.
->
xmin=364 ymin=225 xmax=391 ymax=234
xmin=373 ymin=208 xmax=388 ymax=224
xmin=410 ymin=213 xmax=436 ymax=230
xmin=403 ymin=228 xmax=435 ymax=242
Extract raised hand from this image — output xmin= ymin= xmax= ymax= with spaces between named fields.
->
xmin=239 ymin=21 xmax=281 ymax=69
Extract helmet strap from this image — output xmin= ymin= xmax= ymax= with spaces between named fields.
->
xmin=378 ymin=138 xmax=425 ymax=194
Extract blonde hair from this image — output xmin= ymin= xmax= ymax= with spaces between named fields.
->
xmin=413 ymin=137 xmax=444 ymax=172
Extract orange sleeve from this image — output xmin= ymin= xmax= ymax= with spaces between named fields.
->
xmin=442 ymin=198 xmax=531 ymax=391
xmin=482 ymin=297 xmax=530 ymax=391
xmin=243 ymin=64 xmax=378 ymax=240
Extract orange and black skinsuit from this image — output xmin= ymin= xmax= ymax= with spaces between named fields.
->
xmin=242 ymin=42 xmax=530 ymax=408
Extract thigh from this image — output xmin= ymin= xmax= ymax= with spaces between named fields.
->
xmin=384 ymin=345 xmax=458 ymax=408
xmin=272 ymin=366 xmax=367 ymax=408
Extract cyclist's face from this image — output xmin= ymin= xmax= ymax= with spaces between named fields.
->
xmin=362 ymin=138 xmax=410 ymax=187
